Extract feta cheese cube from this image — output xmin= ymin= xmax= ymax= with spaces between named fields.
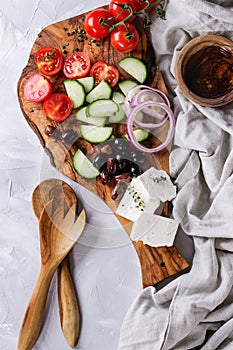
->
xmin=116 ymin=167 xmax=176 ymax=222
xmin=130 ymin=212 xmax=179 ymax=247
xmin=137 ymin=167 xmax=176 ymax=202
xmin=116 ymin=180 xmax=160 ymax=221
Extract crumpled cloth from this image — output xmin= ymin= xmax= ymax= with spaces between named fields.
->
xmin=118 ymin=0 xmax=233 ymax=349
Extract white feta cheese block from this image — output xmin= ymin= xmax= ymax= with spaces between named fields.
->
xmin=137 ymin=167 xmax=176 ymax=202
xmin=130 ymin=212 xmax=179 ymax=247
xmin=116 ymin=167 xmax=176 ymax=222
xmin=115 ymin=178 xmax=160 ymax=222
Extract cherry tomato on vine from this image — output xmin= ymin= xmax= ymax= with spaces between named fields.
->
xmin=90 ymin=61 xmax=119 ymax=88
xmin=134 ymin=0 xmax=158 ymax=12
xmin=23 ymin=74 xmax=53 ymax=102
xmin=43 ymin=93 xmax=73 ymax=122
xmin=109 ymin=0 xmax=137 ymax=23
xmin=34 ymin=47 xmax=63 ymax=76
xmin=110 ymin=24 xmax=139 ymax=53
xmin=63 ymin=52 xmax=91 ymax=79
xmin=84 ymin=8 xmax=115 ymax=39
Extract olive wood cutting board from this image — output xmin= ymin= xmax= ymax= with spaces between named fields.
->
xmin=17 ymin=7 xmax=189 ymax=288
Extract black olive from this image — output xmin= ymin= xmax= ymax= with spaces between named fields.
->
xmin=92 ymin=153 xmax=108 ymax=170
xmin=44 ymin=125 xmax=57 ymax=137
xmin=129 ymin=164 xmax=143 ymax=178
xmin=113 ymin=138 xmax=131 ymax=153
xmin=115 ymin=173 xmax=130 ymax=182
xmin=61 ymin=130 xmax=77 ymax=144
xmin=100 ymin=169 xmax=111 ymax=184
xmin=117 ymin=158 xmax=131 ymax=173
xmin=106 ymin=158 xmax=119 ymax=175
xmin=131 ymin=150 xmax=146 ymax=165
xmin=111 ymin=182 xmax=128 ymax=200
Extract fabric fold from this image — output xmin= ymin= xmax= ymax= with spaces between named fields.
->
xmin=118 ymin=0 xmax=233 ymax=349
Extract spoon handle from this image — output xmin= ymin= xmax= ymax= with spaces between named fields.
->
xmin=18 ymin=264 xmax=56 ymax=350
xmin=58 ymin=256 xmax=80 ymax=348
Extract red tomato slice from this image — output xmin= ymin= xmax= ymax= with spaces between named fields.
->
xmin=34 ymin=47 xmax=63 ymax=76
xmin=90 ymin=61 xmax=119 ymax=88
xmin=110 ymin=24 xmax=139 ymax=53
xmin=43 ymin=93 xmax=73 ymax=122
xmin=63 ymin=52 xmax=91 ymax=79
xmin=23 ymin=74 xmax=53 ymax=102
xmin=109 ymin=0 xmax=137 ymax=23
xmin=84 ymin=8 xmax=115 ymax=39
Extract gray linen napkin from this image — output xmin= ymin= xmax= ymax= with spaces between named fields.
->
xmin=118 ymin=1 xmax=233 ymax=349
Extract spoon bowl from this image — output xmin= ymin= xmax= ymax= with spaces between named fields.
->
xmin=18 ymin=200 xmax=86 ymax=350
xmin=31 ymin=178 xmax=82 ymax=348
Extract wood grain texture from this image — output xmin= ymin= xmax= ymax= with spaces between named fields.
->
xmin=32 ymin=179 xmax=81 ymax=347
xmin=17 ymin=202 xmax=86 ymax=350
xmin=17 ymin=7 xmax=189 ymax=288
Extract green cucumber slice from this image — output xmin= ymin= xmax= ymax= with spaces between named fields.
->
xmin=76 ymin=107 xmax=106 ymax=127
xmin=112 ymin=91 xmax=125 ymax=104
xmin=80 ymin=125 xmax=113 ymax=143
xmin=118 ymin=57 xmax=147 ymax=83
xmin=87 ymin=99 xmax=118 ymax=118
xmin=109 ymin=104 xmax=126 ymax=123
xmin=77 ymin=76 xmax=94 ymax=93
xmin=63 ymin=80 xmax=85 ymax=109
xmin=119 ymin=80 xmax=143 ymax=121
xmin=126 ymin=129 xmax=150 ymax=142
xmin=72 ymin=149 xmax=100 ymax=179
xmin=86 ymin=80 xmax=112 ymax=104
xmin=118 ymin=80 xmax=138 ymax=97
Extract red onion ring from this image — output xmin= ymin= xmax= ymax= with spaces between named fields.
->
xmin=126 ymin=101 xmax=175 ymax=153
xmin=126 ymin=85 xmax=171 ymax=108
xmin=124 ymin=85 xmax=171 ymax=129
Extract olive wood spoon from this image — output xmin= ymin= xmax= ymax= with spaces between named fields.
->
xmin=32 ymin=179 xmax=81 ymax=347
xmin=18 ymin=200 xmax=86 ymax=350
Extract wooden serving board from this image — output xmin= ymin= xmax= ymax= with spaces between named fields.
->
xmin=17 ymin=7 xmax=188 ymax=288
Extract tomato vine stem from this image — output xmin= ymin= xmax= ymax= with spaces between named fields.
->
xmin=100 ymin=0 xmax=166 ymax=32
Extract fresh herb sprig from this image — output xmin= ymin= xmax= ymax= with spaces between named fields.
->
xmin=153 ymin=175 xmax=167 ymax=183
xmin=128 ymin=184 xmax=145 ymax=211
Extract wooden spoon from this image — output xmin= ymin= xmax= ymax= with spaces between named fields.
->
xmin=32 ymin=178 xmax=81 ymax=348
xmin=18 ymin=200 xmax=86 ymax=350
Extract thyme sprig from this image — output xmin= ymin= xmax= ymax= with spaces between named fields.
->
xmin=128 ymin=184 xmax=145 ymax=211
xmin=153 ymin=175 xmax=167 ymax=183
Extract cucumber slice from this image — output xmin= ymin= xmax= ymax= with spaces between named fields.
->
xmin=126 ymin=129 xmax=150 ymax=142
xmin=109 ymin=104 xmax=126 ymax=123
xmin=77 ymin=76 xmax=94 ymax=93
xmin=80 ymin=125 xmax=113 ymax=143
xmin=76 ymin=107 xmax=106 ymax=127
xmin=63 ymin=80 xmax=85 ymax=109
xmin=112 ymin=91 xmax=125 ymax=104
xmin=86 ymin=80 xmax=112 ymax=104
xmin=118 ymin=80 xmax=138 ymax=97
xmin=73 ymin=149 xmax=100 ymax=179
xmin=87 ymin=99 xmax=119 ymax=118
xmin=118 ymin=57 xmax=147 ymax=83
xmin=109 ymin=91 xmax=126 ymax=123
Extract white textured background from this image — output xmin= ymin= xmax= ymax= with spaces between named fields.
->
xmin=0 ymin=1 xmax=143 ymax=349
xmin=0 ymin=1 xmax=193 ymax=349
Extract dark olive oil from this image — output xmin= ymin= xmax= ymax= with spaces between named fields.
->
xmin=184 ymin=46 xmax=233 ymax=98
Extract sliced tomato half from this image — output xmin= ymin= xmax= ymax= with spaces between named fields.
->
xmin=63 ymin=52 xmax=91 ymax=79
xmin=90 ymin=61 xmax=119 ymax=88
xmin=34 ymin=47 xmax=63 ymax=76
xmin=43 ymin=93 xmax=73 ymax=122
xmin=23 ymin=73 xmax=53 ymax=102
